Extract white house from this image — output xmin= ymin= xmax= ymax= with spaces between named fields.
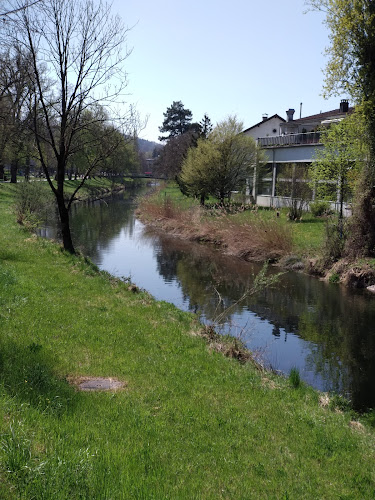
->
xmin=243 ymin=100 xmax=353 ymax=213
xmin=242 ymin=114 xmax=285 ymax=141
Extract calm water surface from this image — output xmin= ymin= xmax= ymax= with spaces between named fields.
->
xmin=41 ymin=190 xmax=375 ymax=411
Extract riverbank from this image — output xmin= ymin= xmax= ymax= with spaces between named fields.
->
xmin=137 ymin=183 xmax=375 ymax=289
xmin=1 ymin=182 xmax=375 ymax=498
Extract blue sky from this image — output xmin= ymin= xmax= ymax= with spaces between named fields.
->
xmin=112 ymin=0 xmax=344 ymax=143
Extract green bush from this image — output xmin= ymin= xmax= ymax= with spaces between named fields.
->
xmin=309 ymin=200 xmax=332 ymax=217
xmin=323 ymin=218 xmax=348 ymax=264
xmin=329 ymin=272 xmax=340 ymax=283
xmin=14 ymin=181 xmax=54 ymax=230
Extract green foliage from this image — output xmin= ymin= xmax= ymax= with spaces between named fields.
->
xmin=69 ymin=107 xmax=139 ymax=180
xmin=14 ymin=181 xmax=54 ymax=230
xmin=306 ymin=0 xmax=375 ymax=100
xmin=311 ymin=110 xmax=367 ymax=217
xmin=329 ymin=394 xmax=352 ymax=413
xmin=323 ymin=218 xmax=348 ymax=264
xmin=3 ymin=0 xmax=135 ymax=253
xmin=199 ymin=113 xmax=213 ymax=138
xmin=329 ymin=272 xmax=340 ymax=283
xmin=307 ymin=0 xmax=375 ymax=256
xmin=158 ymin=101 xmax=193 ymax=141
xmin=180 ymin=116 xmax=266 ymax=204
xmin=289 ymin=367 xmax=301 ymax=388
xmin=179 ymin=138 xmax=220 ymax=203
xmin=309 ymin=200 xmax=332 ymax=217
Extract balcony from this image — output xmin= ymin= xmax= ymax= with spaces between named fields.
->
xmin=258 ymin=131 xmax=322 ymax=147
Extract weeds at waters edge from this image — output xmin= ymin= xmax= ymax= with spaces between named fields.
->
xmin=138 ymin=194 xmax=294 ymax=262
xmin=289 ymin=367 xmax=301 ymax=388
xmin=195 ymin=263 xmax=283 ymax=368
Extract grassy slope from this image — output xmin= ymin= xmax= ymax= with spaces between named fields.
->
xmin=1 ymin=182 xmax=374 ymax=498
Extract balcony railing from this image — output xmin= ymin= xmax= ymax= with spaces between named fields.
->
xmin=258 ymin=131 xmax=322 ymax=147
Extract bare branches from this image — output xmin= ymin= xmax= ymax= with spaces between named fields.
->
xmin=0 ymin=0 xmax=42 ymax=18
xmin=2 ymin=0 xmax=136 ymax=252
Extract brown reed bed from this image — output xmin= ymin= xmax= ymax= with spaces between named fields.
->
xmin=137 ymin=196 xmax=293 ymax=262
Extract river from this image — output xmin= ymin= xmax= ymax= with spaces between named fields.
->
xmin=39 ymin=188 xmax=375 ymax=411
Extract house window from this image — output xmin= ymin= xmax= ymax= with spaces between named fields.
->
xmin=275 ymin=163 xmax=313 ymax=200
xmin=258 ymin=166 xmax=273 ymax=195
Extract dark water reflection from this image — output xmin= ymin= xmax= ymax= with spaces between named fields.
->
xmin=41 ymin=191 xmax=375 ymax=411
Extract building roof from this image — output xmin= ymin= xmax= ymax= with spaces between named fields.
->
xmin=291 ymin=106 xmax=354 ymax=124
xmin=242 ymin=114 xmax=286 ymax=133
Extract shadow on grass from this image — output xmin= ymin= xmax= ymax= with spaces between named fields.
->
xmin=297 ymin=217 xmax=327 ymax=224
xmin=0 ymin=338 xmax=77 ymax=417
xmin=0 ymin=249 xmax=24 ymax=262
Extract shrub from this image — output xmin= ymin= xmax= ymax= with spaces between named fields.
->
xmin=329 ymin=272 xmax=340 ymax=283
xmin=310 ymin=200 xmax=332 ymax=217
xmin=14 ymin=182 xmax=54 ymax=230
xmin=323 ymin=218 xmax=348 ymax=264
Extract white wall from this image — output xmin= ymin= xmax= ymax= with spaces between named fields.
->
xmin=243 ymin=117 xmax=282 ymax=140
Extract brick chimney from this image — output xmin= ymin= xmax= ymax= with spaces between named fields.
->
xmin=262 ymin=114 xmax=268 ymax=121
xmin=286 ymin=109 xmax=295 ymax=122
xmin=340 ymin=99 xmax=349 ymax=113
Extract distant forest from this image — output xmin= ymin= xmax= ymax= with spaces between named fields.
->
xmin=137 ymin=138 xmax=163 ymax=156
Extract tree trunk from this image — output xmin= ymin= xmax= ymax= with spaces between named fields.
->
xmin=25 ymin=154 xmax=30 ymax=181
xmin=56 ymin=194 xmax=75 ymax=254
xmin=0 ymin=164 xmax=4 ymax=181
xmin=10 ymin=160 xmax=17 ymax=183
xmin=346 ymin=110 xmax=375 ymax=257
xmin=338 ymin=175 xmax=344 ymax=221
xmin=346 ymin=164 xmax=375 ymax=257
xmin=56 ymin=155 xmax=76 ymax=254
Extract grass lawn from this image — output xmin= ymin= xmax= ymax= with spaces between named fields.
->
xmin=0 ymin=181 xmax=374 ymax=498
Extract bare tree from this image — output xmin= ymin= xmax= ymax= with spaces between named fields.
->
xmin=155 ymin=130 xmax=199 ymax=180
xmin=276 ymin=164 xmax=312 ymax=220
xmin=0 ymin=48 xmax=33 ymax=181
xmin=0 ymin=0 xmax=42 ymax=18
xmin=4 ymin=0 xmax=135 ymax=253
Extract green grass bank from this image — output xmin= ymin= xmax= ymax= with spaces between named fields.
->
xmin=1 ymin=181 xmax=375 ymax=498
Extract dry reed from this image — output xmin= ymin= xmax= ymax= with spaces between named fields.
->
xmin=137 ymin=197 xmax=293 ymax=262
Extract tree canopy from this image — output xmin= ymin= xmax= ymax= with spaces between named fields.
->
xmin=179 ymin=116 xmax=264 ymax=205
xmin=157 ymin=102 xmax=213 ymax=179
xmin=307 ymin=0 xmax=375 ymax=256
xmin=306 ymin=0 xmax=375 ymax=101
xmin=158 ymin=101 xmax=193 ymax=141
xmin=312 ymin=110 xmax=367 ymax=218
xmin=178 ymin=138 xmax=220 ymax=204
xmin=155 ymin=129 xmax=198 ymax=180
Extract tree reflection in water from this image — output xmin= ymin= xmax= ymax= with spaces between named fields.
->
xmin=151 ymin=233 xmax=375 ymax=411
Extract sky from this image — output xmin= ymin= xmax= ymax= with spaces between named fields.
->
xmin=111 ymin=0 xmax=344 ymax=143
